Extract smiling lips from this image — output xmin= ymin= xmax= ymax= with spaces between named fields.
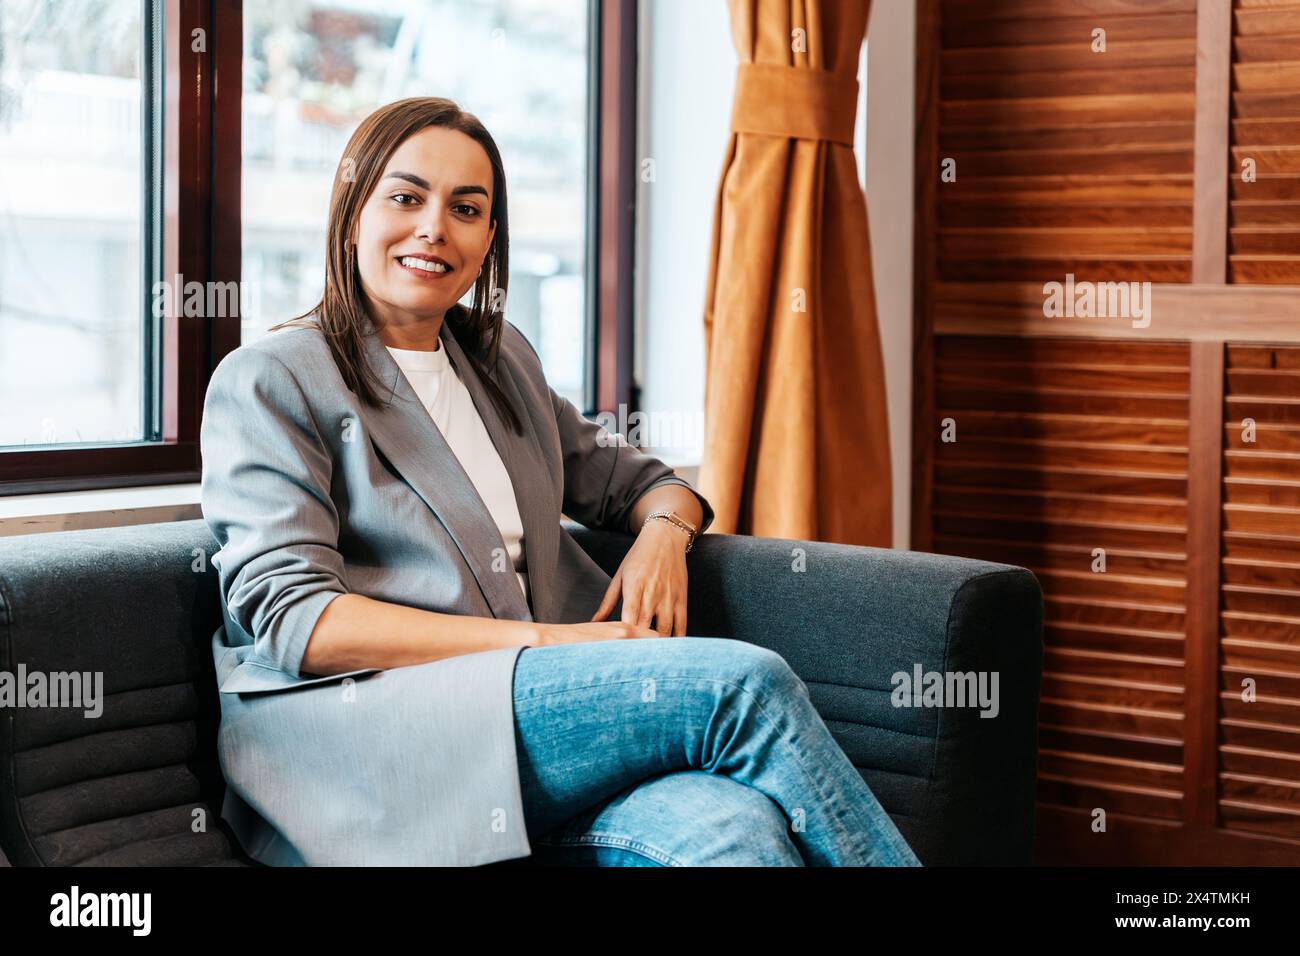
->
xmin=395 ymin=255 xmax=454 ymax=279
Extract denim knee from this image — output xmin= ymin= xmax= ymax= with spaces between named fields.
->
xmin=714 ymin=639 xmax=810 ymax=707
xmin=665 ymin=772 xmax=804 ymax=866
xmin=534 ymin=770 xmax=805 ymax=867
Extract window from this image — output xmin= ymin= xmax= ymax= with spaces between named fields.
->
xmin=0 ymin=0 xmax=162 ymax=449
xmin=0 ymin=0 xmax=631 ymax=496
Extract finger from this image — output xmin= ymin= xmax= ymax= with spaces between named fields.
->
xmin=674 ymin=602 xmax=687 ymax=637
xmin=591 ymin=569 xmax=622 ymax=622
xmin=656 ymin=597 xmax=674 ymax=637
xmin=620 ymin=579 xmax=642 ymax=627
xmin=632 ymin=584 xmax=657 ymax=631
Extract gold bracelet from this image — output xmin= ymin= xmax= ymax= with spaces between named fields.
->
xmin=643 ymin=510 xmax=698 ymax=553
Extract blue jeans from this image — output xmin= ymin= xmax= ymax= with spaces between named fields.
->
xmin=508 ymin=636 xmax=921 ymax=867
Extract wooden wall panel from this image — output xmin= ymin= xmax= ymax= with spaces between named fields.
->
xmin=1229 ymin=0 xmax=1300 ymax=282
xmin=1219 ymin=343 xmax=1300 ymax=841
xmin=933 ymin=337 xmax=1191 ymax=824
xmin=916 ymin=0 xmax=1300 ymax=864
xmin=937 ymin=0 xmax=1197 ymax=283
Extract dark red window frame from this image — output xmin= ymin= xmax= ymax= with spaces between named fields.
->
xmin=0 ymin=0 xmax=637 ymax=497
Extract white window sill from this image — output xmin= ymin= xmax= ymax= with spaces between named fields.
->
xmin=0 ymin=483 xmax=202 ymax=537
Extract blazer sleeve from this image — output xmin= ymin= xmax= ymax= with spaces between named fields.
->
xmin=549 ymin=387 xmax=716 ymax=536
xmin=200 ymin=345 xmax=348 ymax=679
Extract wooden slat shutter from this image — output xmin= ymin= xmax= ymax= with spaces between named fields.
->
xmin=916 ymin=0 xmax=1300 ymax=864
xmin=1219 ymin=343 xmax=1300 ymax=840
xmin=1230 ymin=0 xmax=1300 ymax=281
xmin=938 ymin=0 xmax=1197 ymax=282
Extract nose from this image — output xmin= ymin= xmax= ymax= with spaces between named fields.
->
xmin=414 ymin=203 xmax=448 ymax=245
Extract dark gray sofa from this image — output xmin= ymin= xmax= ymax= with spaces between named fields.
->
xmin=0 ymin=518 xmax=1042 ymax=866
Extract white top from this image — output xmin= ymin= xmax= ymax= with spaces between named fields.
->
xmin=385 ymin=339 xmax=530 ymax=606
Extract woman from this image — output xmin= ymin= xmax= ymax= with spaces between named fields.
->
xmin=200 ymin=96 xmax=920 ymax=867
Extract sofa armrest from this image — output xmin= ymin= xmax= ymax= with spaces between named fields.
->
xmin=0 ymin=520 xmax=240 ymax=866
xmin=562 ymin=520 xmax=1044 ymax=866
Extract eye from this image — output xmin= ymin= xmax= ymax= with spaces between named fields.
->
xmin=390 ymin=192 xmax=420 ymax=206
xmin=453 ymin=203 xmax=481 ymax=218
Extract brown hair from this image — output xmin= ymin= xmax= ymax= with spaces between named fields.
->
xmin=269 ymin=96 xmax=521 ymax=434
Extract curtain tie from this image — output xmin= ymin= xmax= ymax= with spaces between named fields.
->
xmin=730 ymin=62 xmax=859 ymax=146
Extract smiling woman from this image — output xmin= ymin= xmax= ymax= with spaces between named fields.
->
xmin=355 ymin=130 xmax=499 ymax=347
xmin=268 ymin=99 xmax=519 ymax=432
xmin=201 ymin=95 xmax=918 ymax=869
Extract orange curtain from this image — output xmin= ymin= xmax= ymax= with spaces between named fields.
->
xmin=699 ymin=0 xmax=891 ymax=547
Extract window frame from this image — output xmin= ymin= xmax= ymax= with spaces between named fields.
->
xmin=0 ymin=0 xmax=636 ymax=496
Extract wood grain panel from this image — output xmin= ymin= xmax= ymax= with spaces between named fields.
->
xmin=1218 ymin=342 xmax=1300 ymax=838
xmin=1046 ymin=596 xmax=1186 ymax=633
xmin=937 ymin=537 xmax=1186 ymax=577
xmin=1222 ymin=529 xmax=1300 ymax=562
xmin=1046 ymin=621 xmax=1186 ymax=658
xmin=931 ymin=334 xmax=1191 ymax=828
xmin=934 ymin=280 xmax=1300 ymax=342
xmin=944 ymin=66 xmax=1196 ymax=100
xmin=1039 ymin=725 xmax=1184 ymax=766
xmin=937 ymin=0 xmax=1198 ymax=283
xmin=1038 ymin=774 xmax=1183 ymax=819
xmin=1046 ymin=647 xmax=1185 ymax=685
xmin=1039 ymin=749 xmax=1185 ymax=790
xmin=1221 ymin=611 xmax=1300 ymax=642
xmin=918 ymin=1 xmax=1300 ymax=862
xmin=1040 ymin=698 xmax=1184 ymax=737
xmin=944 ymin=13 xmax=1196 ymax=50
xmin=938 ymin=438 xmax=1189 ymax=473
xmin=940 ymin=202 xmax=1192 ymax=227
xmin=937 ymin=513 xmax=1187 ymax=551
xmin=942 ymin=38 xmax=1194 ymax=74
xmin=1220 ymin=745 xmax=1300 ymax=779
xmin=940 ymin=256 xmax=1192 ymax=282
xmin=1229 ymin=2 xmax=1300 ymax=282
xmin=934 ymin=487 xmax=1187 ymax=526
xmin=1235 ymin=5 xmax=1300 ymax=37
xmin=943 ymin=0 xmax=1195 ymax=22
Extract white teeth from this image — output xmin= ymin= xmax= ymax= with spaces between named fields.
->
xmin=399 ymin=256 xmax=449 ymax=273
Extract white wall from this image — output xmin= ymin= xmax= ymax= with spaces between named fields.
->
xmin=863 ymin=0 xmax=916 ymax=550
xmin=634 ymin=0 xmax=733 ymax=470
xmin=637 ymin=0 xmax=916 ymax=548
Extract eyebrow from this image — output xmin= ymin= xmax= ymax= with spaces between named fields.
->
xmin=382 ymin=171 xmax=488 ymax=199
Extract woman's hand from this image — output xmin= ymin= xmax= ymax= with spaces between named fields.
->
xmin=589 ymin=519 xmax=692 ymax=636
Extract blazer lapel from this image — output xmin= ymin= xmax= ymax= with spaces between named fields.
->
xmin=354 ymin=315 xmax=558 ymax=624
xmin=438 ymin=320 xmax=561 ymax=625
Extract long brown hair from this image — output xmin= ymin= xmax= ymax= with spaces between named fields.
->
xmin=269 ymin=97 xmax=521 ymax=434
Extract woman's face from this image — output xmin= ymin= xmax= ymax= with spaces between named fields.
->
xmin=353 ymin=126 xmax=497 ymax=329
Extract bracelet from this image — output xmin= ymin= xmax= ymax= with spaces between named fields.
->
xmin=643 ymin=510 xmax=698 ymax=553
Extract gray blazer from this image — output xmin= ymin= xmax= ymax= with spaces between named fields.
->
xmin=199 ymin=313 xmax=713 ymax=865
